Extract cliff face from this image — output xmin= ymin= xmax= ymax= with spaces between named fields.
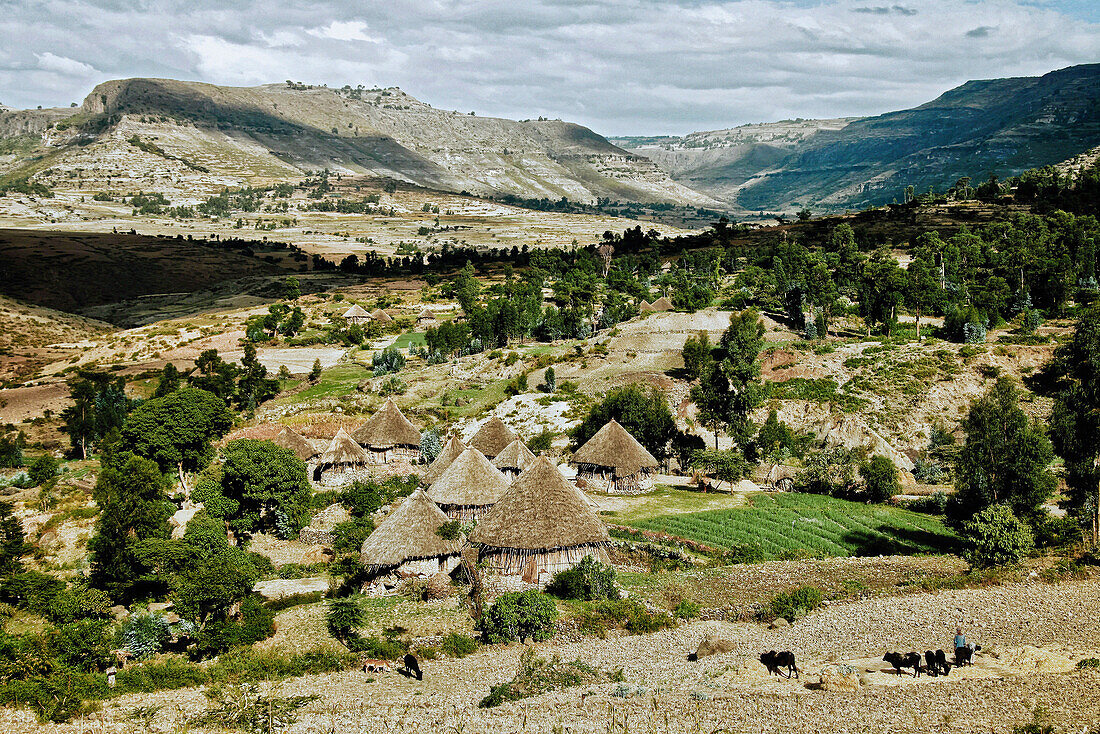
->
xmin=57 ymin=78 xmax=712 ymax=205
xmin=618 ymin=64 xmax=1100 ymax=213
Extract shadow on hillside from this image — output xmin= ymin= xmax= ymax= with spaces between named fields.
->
xmin=839 ymin=524 xmax=959 ymax=557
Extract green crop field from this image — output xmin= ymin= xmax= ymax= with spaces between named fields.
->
xmin=392 ymin=331 xmax=426 ymax=349
xmin=628 ymin=492 xmax=956 ymax=559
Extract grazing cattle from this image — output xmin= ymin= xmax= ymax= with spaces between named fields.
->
xmin=883 ymin=651 xmax=922 ymax=677
xmin=760 ymin=650 xmax=799 ymax=679
xmin=403 ymin=653 xmax=423 ymax=681
xmin=934 ymin=649 xmax=951 ymax=676
xmin=955 ymin=644 xmax=980 ymax=667
xmin=924 ymin=650 xmax=939 ymax=677
xmin=360 ymin=658 xmax=389 ymax=674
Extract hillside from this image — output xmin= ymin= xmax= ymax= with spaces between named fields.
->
xmin=615 ymin=64 xmax=1100 ymax=213
xmin=0 ymin=78 xmax=713 ymax=207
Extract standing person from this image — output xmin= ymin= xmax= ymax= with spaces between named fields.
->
xmin=954 ymin=627 xmax=967 ymax=651
xmin=106 ymin=665 xmax=117 ymax=688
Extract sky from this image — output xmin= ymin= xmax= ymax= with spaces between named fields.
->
xmin=1 ymin=0 xmax=1098 ymax=136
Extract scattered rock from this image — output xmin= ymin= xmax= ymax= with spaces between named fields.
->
xmin=769 ymin=617 xmax=790 ymax=629
xmin=692 ymin=631 xmax=736 ymax=660
xmin=819 ymin=663 xmax=862 ymax=692
xmin=253 ymin=576 xmax=330 ymax=601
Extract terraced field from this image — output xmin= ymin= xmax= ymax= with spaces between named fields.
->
xmin=629 ymin=492 xmax=956 ymax=559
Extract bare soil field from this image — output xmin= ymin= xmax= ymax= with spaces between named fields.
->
xmin=13 ymin=574 xmax=1099 ymax=734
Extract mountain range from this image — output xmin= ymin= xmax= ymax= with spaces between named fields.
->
xmin=2 ymin=64 xmax=1099 ymax=213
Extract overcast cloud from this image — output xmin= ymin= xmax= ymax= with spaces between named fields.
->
xmin=0 ymin=0 xmax=1097 ymax=135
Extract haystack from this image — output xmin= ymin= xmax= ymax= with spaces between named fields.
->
xmin=352 ymin=398 xmax=421 ymax=463
xmin=343 ymin=304 xmax=371 ymax=325
xmin=371 ymin=308 xmax=393 ymax=324
xmin=469 ymin=416 xmax=517 ymax=459
xmin=422 ymin=435 xmax=467 ymax=486
xmin=427 ymin=448 xmax=511 ymax=521
xmin=317 ymin=427 xmax=370 ymax=475
xmin=492 ymin=438 xmax=536 ymax=480
xmin=471 ymin=455 xmax=611 ymax=584
xmin=572 ymin=419 xmax=659 ymax=494
xmin=273 ymin=426 xmax=319 ymax=462
xmin=359 ymin=489 xmax=464 ymax=577
xmin=650 ymin=296 xmax=673 ymax=312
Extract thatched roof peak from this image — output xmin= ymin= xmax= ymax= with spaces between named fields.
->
xmin=471 ymin=455 xmax=610 ymax=551
xmin=371 ymin=308 xmax=393 ymax=323
xmin=572 ymin=419 xmax=658 ymax=477
xmin=492 ymin=438 xmax=536 ymax=472
xmin=423 ymin=435 xmax=466 ymax=485
xmin=319 ymin=427 xmax=370 ymax=465
xmin=650 ymin=296 xmax=673 ymax=312
xmin=427 ymin=448 xmax=510 ymax=508
xmin=273 ymin=426 xmax=318 ymax=461
xmin=469 ymin=416 xmax=517 ymax=458
xmin=352 ymin=398 xmax=421 ymax=447
xmin=360 ymin=489 xmax=463 ymax=569
xmin=343 ymin=304 xmax=370 ymax=319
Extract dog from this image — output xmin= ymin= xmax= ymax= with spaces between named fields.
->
xmin=760 ymin=650 xmax=799 ymax=679
xmin=883 ymin=651 xmax=922 ymax=677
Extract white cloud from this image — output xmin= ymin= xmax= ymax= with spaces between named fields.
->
xmin=308 ymin=20 xmax=377 ymax=43
xmin=34 ymin=52 xmax=97 ymax=77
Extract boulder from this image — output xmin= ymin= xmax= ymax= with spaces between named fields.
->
xmin=769 ymin=617 xmax=790 ymax=629
xmin=692 ymin=632 xmax=736 ymax=660
xmin=819 ymin=663 xmax=862 ymax=692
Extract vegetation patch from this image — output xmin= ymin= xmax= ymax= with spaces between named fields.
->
xmin=479 ymin=648 xmax=619 ymax=708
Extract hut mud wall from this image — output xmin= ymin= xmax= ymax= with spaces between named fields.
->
xmin=479 ymin=545 xmax=610 ymax=586
xmin=577 ymin=465 xmax=653 ymax=495
xmin=366 ymin=445 xmax=421 ymax=465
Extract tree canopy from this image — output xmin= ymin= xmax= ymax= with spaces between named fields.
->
xmin=121 ymin=387 xmax=233 ymax=474
xmin=570 ymin=383 xmax=676 ymax=463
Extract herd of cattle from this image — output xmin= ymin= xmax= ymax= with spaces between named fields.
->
xmin=759 ymin=645 xmax=982 ymax=680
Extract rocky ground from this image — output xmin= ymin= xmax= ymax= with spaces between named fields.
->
xmin=9 ymin=572 xmax=1099 ymax=734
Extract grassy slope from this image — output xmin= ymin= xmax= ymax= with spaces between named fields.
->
xmin=628 ymin=492 xmax=955 ymax=559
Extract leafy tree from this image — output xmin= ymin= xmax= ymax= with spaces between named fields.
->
xmin=0 ymin=433 xmax=23 ymax=468
xmin=689 ymin=449 xmax=749 ymax=489
xmin=690 ymin=310 xmax=765 ymax=450
xmin=88 ymin=453 xmax=172 ymax=601
xmin=284 ymin=276 xmax=301 ymax=300
xmin=541 ymin=366 xmax=556 ymax=393
xmin=794 ymin=448 xmax=862 ymax=497
xmin=0 ymin=500 xmax=29 ymax=576
xmin=152 ymin=363 xmax=181 ymax=398
xmin=189 ymin=349 xmax=239 ymax=403
xmin=860 ymin=455 xmax=901 ymax=503
xmin=859 ymin=249 xmax=907 ymax=336
xmin=236 ymin=343 xmax=279 ymax=413
xmin=420 ymin=429 xmax=442 ymax=464
xmin=196 ymin=440 xmax=311 ymax=539
xmin=546 ymin=555 xmax=618 ymax=601
xmin=1044 ymin=305 xmax=1100 ymax=544
xmin=481 ymin=590 xmax=558 ymax=644
xmin=570 ymin=384 xmax=676 ymax=463
xmin=326 ymin=597 xmax=364 ymax=644
xmin=309 ymin=358 xmax=323 ymax=382
xmin=59 ymin=370 xmax=132 ymax=459
xmin=963 ymin=504 xmax=1034 ymax=567
xmin=906 ymin=257 xmax=940 ymax=340
xmin=452 ymin=262 xmax=481 ymax=313
xmin=681 ymin=331 xmax=712 ymax=381
xmin=27 ymin=455 xmax=59 ymax=487
xmin=950 ymin=379 xmax=1056 ymax=526
xmin=121 ymin=388 xmax=233 ymax=476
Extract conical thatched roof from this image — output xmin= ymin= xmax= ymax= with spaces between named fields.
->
xmin=492 ymin=438 xmax=536 ymax=472
xmin=471 ymin=455 xmax=610 ymax=551
xmin=319 ymin=427 xmax=370 ymax=465
xmin=360 ymin=489 xmax=463 ymax=569
xmin=639 ymin=299 xmax=654 ymax=313
xmin=423 ymin=435 xmax=466 ymax=485
xmin=371 ymin=308 xmax=393 ymax=323
xmin=427 ymin=448 xmax=511 ymax=508
xmin=573 ymin=419 xmax=658 ymax=477
xmin=343 ymin=304 xmax=370 ymax=319
xmin=418 ymin=309 xmax=434 ymax=320
xmin=650 ymin=296 xmax=673 ymax=312
xmin=469 ymin=416 xmax=517 ymax=458
xmin=273 ymin=426 xmax=318 ymax=461
xmin=352 ymin=398 xmax=421 ymax=447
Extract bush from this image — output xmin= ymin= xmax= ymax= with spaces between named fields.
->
xmin=121 ymin=613 xmax=171 ymax=659
xmin=768 ymin=586 xmax=824 ymax=622
xmin=325 ymin=597 xmax=364 ymax=644
xmin=963 ymin=504 xmax=1034 ymax=568
xmin=546 ymin=555 xmax=619 ymax=601
xmin=576 ymin=599 xmax=675 ymax=637
xmin=860 ymin=455 xmax=900 ymax=503
xmin=349 ymin=635 xmax=406 ymax=660
xmin=371 ymin=347 xmax=405 ymax=376
xmin=1076 ymin=657 xmax=1100 ymax=670
xmin=190 ymin=682 xmax=318 ymax=733
xmin=193 ymin=597 xmax=275 ymax=657
xmin=478 ymin=648 xmax=609 ymax=708
xmin=673 ymin=599 xmax=700 ymax=619
xmin=481 ymin=590 xmax=558 ymax=644
xmin=27 ymin=455 xmax=59 ymax=486
xmin=0 ymin=571 xmax=64 ymax=615
xmin=440 ymin=632 xmax=479 ymax=658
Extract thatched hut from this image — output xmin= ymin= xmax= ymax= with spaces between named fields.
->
xmin=470 ymin=455 xmax=611 ymax=585
xmin=650 ymin=296 xmax=673 ymax=312
xmin=316 ymin=427 xmax=370 ymax=482
xmin=359 ymin=489 xmax=464 ymax=578
xmin=572 ymin=419 xmax=659 ymax=494
xmin=492 ymin=438 xmax=536 ymax=480
xmin=469 ymin=416 xmax=517 ymax=460
xmin=272 ymin=426 xmax=319 ymax=463
xmin=351 ymin=399 xmax=421 ymax=464
xmin=427 ymin=448 xmax=511 ymax=521
xmin=638 ymin=299 xmax=654 ymax=314
xmin=343 ymin=304 xmax=371 ymax=325
xmin=370 ymin=308 xmax=393 ymax=324
xmin=416 ymin=309 xmax=436 ymax=325
xmin=422 ymin=435 xmax=466 ymax=486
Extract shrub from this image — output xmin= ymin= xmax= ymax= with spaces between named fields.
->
xmin=860 ymin=455 xmax=901 ymax=503
xmin=190 ymin=682 xmax=318 ymax=733
xmin=481 ymin=590 xmax=558 ymax=644
xmin=193 ymin=597 xmax=275 ymax=657
xmin=371 ymin=347 xmax=405 ymax=376
xmin=479 ymin=648 xmax=609 ymax=708
xmin=419 ymin=429 xmax=442 ymax=464
xmin=121 ymin=613 xmax=171 ymax=659
xmin=768 ymin=586 xmax=824 ymax=622
xmin=27 ymin=455 xmax=59 ymax=486
xmin=1076 ymin=657 xmax=1100 ymax=670
xmin=325 ymin=597 xmax=364 ymax=644
xmin=963 ymin=504 xmax=1034 ymax=568
xmin=349 ymin=635 xmax=406 ymax=660
xmin=673 ymin=599 xmax=700 ymax=619
xmin=265 ymin=591 xmax=324 ymax=613
xmin=440 ymin=632 xmax=479 ymax=658
xmin=576 ymin=599 xmax=675 ymax=637
xmin=0 ymin=571 xmax=64 ymax=615
xmin=546 ymin=555 xmax=619 ymax=601
xmin=435 ymin=520 xmax=463 ymax=540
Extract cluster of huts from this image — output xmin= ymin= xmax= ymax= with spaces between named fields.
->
xmin=342 ymin=304 xmax=393 ymax=326
xmin=271 ymin=401 xmax=663 ymax=589
xmin=639 ymin=296 xmax=673 ymax=314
